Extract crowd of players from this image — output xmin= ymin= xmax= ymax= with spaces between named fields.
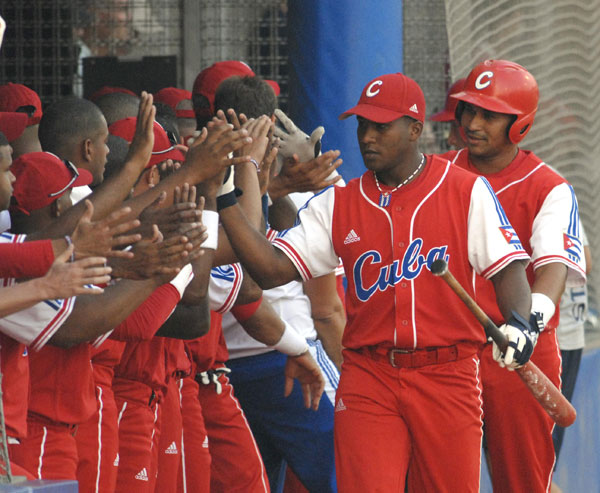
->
xmin=0 ymin=12 xmax=592 ymax=493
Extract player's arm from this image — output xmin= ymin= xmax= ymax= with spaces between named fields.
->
xmin=490 ymin=260 xmax=532 ymax=321
xmin=231 ymin=275 xmax=325 ymax=411
xmin=528 ymin=183 xmax=586 ymax=328
xmin=0 ymin=249 xmax=110 ymax=318
xmin=303 ymin=273 xmax=346 ymax=371
xmin=468 ymin=177 xmax=533 ymax=368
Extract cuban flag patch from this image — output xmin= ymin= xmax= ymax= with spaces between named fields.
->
xmin=499 ymin=225 xmax=522 ymax=248
xmin=563 ymin=232 xmax=582 ymax=262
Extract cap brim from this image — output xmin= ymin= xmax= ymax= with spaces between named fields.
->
xmin=429 ymin=109 xmax=455 ymax=122
xmin=339 ymin=104 xmax=406 ymax=123
xmin=451 ymin=91 xmax=519 ymax=115
xmin=74 ymin=168 xmax=94 ymax=187
xmin=149 ymin=147 xmax=186 ymax=167
xmin=175 ymin=109 xmax=196 ymax=119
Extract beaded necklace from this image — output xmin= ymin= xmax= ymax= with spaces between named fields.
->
xmin=373 ymin=153 xmax=425 ymax=207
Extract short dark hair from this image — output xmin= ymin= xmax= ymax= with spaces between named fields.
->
xmin=154 ymin=102 xmax=180 ymax=145
xmin=214 ymin=76 xmax=277 ymax=119
xmin=102 ymin=134 xmax=130 ymax=181
xmin=94 ymin=92 xmax=140 ymax=126
xmin=0 ymin=131 xmax=8 ymax=147
xmin=38 ymin=96 xmax=106 ymax=156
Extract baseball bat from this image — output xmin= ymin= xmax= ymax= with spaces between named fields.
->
xmin=430 ymin=259 xmax=576 ymax=427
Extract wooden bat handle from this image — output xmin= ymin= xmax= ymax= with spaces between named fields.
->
xmin=430 ymin=259 xmax=576 ymax=427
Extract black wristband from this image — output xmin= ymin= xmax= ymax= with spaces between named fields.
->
xmin=216 ymin=190 xmax=237 ymax=211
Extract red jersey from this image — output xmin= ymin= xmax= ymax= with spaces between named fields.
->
xmin=273 ymin=154 xmax=530 ymax=350
xmin=446 ymin=148 xmax=586 ymax=328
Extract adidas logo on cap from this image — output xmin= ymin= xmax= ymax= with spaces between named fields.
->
xmin=335 ymin=398 xmax=347 ymax=412
xmin=409 ymin=103 xmax=419 ymax=113
xmin=202 ymin=436 xmax=209 ymax=448
xmin=135 ymin=468 xmax=149 ymax=481
xmin=113 ymin=453 xmax=119 ymax=467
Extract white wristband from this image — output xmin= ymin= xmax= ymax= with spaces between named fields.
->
xmin=273 ymin=322 xmax=309 ymax=356
xmin=531 ymin=292 xmax=556 ymax=325
xmin=200 ymin=210 xmax=219 ymax=250
xmin=169 ymin=264 xmax=194 ymax=298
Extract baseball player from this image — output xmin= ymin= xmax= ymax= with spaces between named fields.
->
xmin=444 ymin=59 xmax=586 ymax=493
xmin=214 ymin=72 xmax=534 ymax=492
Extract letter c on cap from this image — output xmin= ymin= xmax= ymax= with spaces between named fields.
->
xmin=475 ymin=71 xmax=494 ymax=90
xmin=366 ymin=80 xmax=383 ymax=97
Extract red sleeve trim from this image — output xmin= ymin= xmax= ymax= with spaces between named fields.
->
xmin=481 ymin=251 xmax=531 ymax=280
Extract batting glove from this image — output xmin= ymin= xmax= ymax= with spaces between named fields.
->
xmin=274 ymin=109 xmax=324 ymax=163
xmin=492 ymin=311 xmax=539 ymax=370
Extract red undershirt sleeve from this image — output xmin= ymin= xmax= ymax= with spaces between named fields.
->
xmin=0 ymin=241 xmax=54 ymax=278
xmin=110 ymin=283 xmax=181 ymax=341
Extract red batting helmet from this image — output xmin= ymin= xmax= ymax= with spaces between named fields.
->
xmin=451 ymin=60 xmax=538 ymax=143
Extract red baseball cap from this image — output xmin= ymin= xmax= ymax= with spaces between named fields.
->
xmin=429 ymin=78 xmax=467 ymax=122
xmin=0 ymin=112 xmax=28 ymax=142
xmin=89 ymin=86 xmax=137 ymax=103
xmin=108 ymin=117 xmax=185 ymax=167
xmin=11 ymin=152 xmax=93 ymax=214
xmin=339 ymin=73 xmax=426 ymax=123
xmin=192 ymin=60 xmax=280 ymax=117
xmin=0 ymin=83 xmax=43 ymax=126
xmin=154 ymin=87 xmax=195 ymax=119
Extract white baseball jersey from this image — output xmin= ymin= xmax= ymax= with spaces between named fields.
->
xmin=272 ymin=154 xmax=530 ymax=350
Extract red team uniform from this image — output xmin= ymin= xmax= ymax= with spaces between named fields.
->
xmin=0 ymin=232 xmax=75 ymax=479
xmin=183 ymin=264 xmax=270 ymax=493
xmin=272 ymin=152 xmax=530 ymax=492
xmin=446 ymin=148 xmax=585 ymax=491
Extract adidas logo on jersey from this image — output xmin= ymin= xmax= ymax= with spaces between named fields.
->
xmin=335 ymin=398 xmax=347 ymax=412
xmin=135 ymin=468 xmax=149 ymax=481
xmin=113 ymin=453 xmax=119 ymax=467
xmin=202 ymin=436 xmax=209 ymax=448
xmin=409 ymin=103 xmax=419 ymax=113
xmin=344 ymin=229 xmax=360 ymax=245
xmin=165 ymin=441 xmax=178 ymax=454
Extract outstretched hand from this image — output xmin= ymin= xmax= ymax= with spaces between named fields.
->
xmin=41 ymin=246 xmax=111 ymax=297
xmin=284 ymin=350 xmax=325 ymax=411
xmin=123 ymin=91 xmax=156 ymax=170
xmin=184 ymin=119 xmax=253 ymax=184
xmin=268 ymin=150 xmax=343 ymax=201
xmin=71 ymin=200 xmax=142 ymax=260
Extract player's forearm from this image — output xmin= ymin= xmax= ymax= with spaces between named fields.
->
xmin=531 ymin=262 xmax=567 ymax=305
xmin=268 ymin=195 xmax=298 ymax=231
xmin=0 ymin=280 xmax=58 ymax=317
xmin=303 ymin=273 xmax=345 ymax=370
xmin=491 ymin=260 xmax=531 ymax=321
xmin=156 ymin=299 xmax=210 ymax=339
xmin=239 ymin=299 xmax=287 ymax=346
xmin=50 ymin=278 xmax=161 ymax=347
xmin=235 ymin=162 xmax=263 ymax=229
xmin=219 ymin=203 xmax=299 ymax=289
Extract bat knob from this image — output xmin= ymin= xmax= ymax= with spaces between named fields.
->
xmin=430 ymin=259 xmax=448 ymax=276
